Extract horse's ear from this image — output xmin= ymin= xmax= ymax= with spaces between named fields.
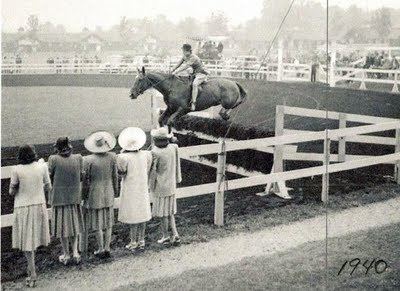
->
xmin=142 ymin=66 xmax=146 ymax=75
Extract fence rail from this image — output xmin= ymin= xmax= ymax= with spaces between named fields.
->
xmin=1 ymin=60 xmax=311 ymax=82
xmin=1 ymin=106 xmax=399 ymax=227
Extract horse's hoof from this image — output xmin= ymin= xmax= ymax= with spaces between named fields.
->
xmin=219 ymin=112 xmax=230 ymax=120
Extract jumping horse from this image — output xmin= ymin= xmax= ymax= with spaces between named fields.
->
xmin=129 ymin=67 xmax=247 ymax=128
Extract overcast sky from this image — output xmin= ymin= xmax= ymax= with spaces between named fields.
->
xmin=2 ymin=0 xmax=400 ymax=32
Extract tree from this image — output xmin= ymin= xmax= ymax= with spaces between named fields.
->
xmin=17 ymin=27 xmax=25 ymax=33
xmin=38 ymin=21 xmax=56 ymax=33
xmin=27 ymin=15 xmax=39 ymax=33
xmin=177 ymin=17 xmax=200 ymax=38
xmin=371 ymin=7 xmax=392 ymax=39
xmin=119 ymin=16 xmax=133 ymax=38
xmin=206 ymin=12 xmax=228 ymax=35
xmin=55 ymin=24 xmax=66 ymax=34
xmin=82 ymin=27 xmax=90 ymax=32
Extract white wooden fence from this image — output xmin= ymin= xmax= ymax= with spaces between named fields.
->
xmin=0 ymin=61 xmax=311 ymax=82
xmin=2 ymin=106 xmax=399 ymax=228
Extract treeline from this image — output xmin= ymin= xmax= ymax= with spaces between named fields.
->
xmin=12 ymin=1 xmax=400 ymax=43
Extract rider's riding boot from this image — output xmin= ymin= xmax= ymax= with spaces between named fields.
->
xmin=191 ymin=85 xmax=198 ymax=111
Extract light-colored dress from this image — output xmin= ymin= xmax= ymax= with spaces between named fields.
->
xmin=117 ymin=151 xmax=152 ymax=224
xmin=10 ymin=161 xmax=51 ymax=251
xmin=48 ymin=154 xmax=84 ymax=238
xmin=150 ymin=143 xmax=182 ymax=217
xmin=82 ymin=152 xmax=118 ymax=231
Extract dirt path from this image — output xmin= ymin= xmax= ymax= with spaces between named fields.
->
xmin=4 ymin=197 xmax=400 ymax=290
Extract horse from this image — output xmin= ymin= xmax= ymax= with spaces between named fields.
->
xmin=129 ymin=67 xmax=247 ymax=127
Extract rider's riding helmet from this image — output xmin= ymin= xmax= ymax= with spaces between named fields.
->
xmin=182 ymin=43 xmax=192 ymax=52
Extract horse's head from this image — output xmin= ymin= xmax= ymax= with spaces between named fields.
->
xmin=130 ymin=67 xmax=152 ymax=99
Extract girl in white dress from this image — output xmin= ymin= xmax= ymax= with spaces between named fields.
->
xmin=117 ymin=127 xmax=152 ymax=251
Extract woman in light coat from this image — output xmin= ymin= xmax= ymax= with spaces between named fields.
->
xmin=150 ymin=127 xmax=182 ymax=245
xmin=10 ymin=145 xmax=51 ymax=287
xmin=117 ymin=127 xmax=152 ymax=251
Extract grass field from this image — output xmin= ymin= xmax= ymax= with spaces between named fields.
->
xmin=2 ymin=76 xmax=400 ymax=147
xmin=1 ymin=86 xmax=152 ymax=147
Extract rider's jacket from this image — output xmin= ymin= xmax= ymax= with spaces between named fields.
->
xmin=181 ymin=54 xmax=209 ymax=75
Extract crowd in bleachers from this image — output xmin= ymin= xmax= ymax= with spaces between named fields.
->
xmin=9 ymin=127 xmax=181 ymax=287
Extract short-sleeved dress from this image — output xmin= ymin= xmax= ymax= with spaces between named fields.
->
xmin=150 ymin=143 xmax=182 ymax=217
xmin=10 ymin=161 xmax=51 ymax=251
xmin=117 ymin=151 xmax=152 ymax=224
xmin=48 ymin=154 xmax=84 ymax=238
xmin=82 ymin=152 xmax=118 ymax=231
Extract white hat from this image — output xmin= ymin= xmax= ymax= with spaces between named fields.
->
xmin=151 ymin=127 xmax=173 ymax=140
xmin=84 ymin=131 xmax=116 ymax=153
xmin=118 ymin=127 xmax=147 ymax=151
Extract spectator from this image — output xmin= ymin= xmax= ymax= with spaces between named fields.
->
xmin=117 ymin=127 xmax=152 ymax=251
xmin=82 ymin=131 xmax=118 ymax=258
xmin=149 ymin=127 xmax=182 ymax=246
xmin=48 ymin=137 xmax=84 ymax=265
xmin=9 ymin=145 xmax=51 ymax=288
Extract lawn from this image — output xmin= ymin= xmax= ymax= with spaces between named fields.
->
xmin=2 ymin=75 xmax=400 ymax=147
xmin=122 ymin=223 xmax=400 ymax=290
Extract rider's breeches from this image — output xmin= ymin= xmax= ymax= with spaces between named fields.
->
xmin=192 ymin=73 xmax=208 ymax=103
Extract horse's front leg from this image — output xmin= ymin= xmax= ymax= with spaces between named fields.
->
xmin=166 ymin=107 xmax=189 ymax=131
xmin=158 ymin=107 xmax=171 ymax=127
xmin=219 ymin=107 xmax=232 ymax=120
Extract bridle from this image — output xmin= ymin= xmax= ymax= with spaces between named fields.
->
xmin=134 ymin=72 xmax=186 ymax=96
xmin=134 ymin=73 xmax=173 ymax=96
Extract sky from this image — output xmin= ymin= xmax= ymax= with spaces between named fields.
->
xmin=2 ymin=0 xmax=400 ymax=33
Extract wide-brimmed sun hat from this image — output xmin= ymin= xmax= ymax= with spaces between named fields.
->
xmin=54 ymin=137 xmax=72 ymax=154
xmin=118 ymin=127 xmax=147 ymax=151
xmin=151 ymin=127 xmax=173 ymax=140
xmin=84 ymin=131 xmax=116 ymax=153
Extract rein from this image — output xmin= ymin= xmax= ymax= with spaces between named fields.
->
xmin=137 ymin=73 xmax=186 ymax=95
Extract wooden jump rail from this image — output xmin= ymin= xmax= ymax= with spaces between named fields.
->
xmin=1 ymin=106 xmax=399 ymax=228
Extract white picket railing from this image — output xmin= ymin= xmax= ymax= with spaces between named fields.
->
xmin=2 ymin=106 xmax=399 ymax=227
xmin=1 ymin=60 xmax=311 ymax=82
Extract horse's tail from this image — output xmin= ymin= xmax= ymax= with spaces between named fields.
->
xmin=232 ymin=82 xmax=247 ymax=108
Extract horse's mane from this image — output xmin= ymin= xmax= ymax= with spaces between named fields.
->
xmin=146 ymin=71 xmax=187 ymax=84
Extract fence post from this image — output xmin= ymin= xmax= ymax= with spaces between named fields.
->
xmin=359 ymin=71 xmax=367 ymax=90
xmin=392 ymin=72 xmax=399 ymax=94
xmin=321 ymin=133 xmax=331 ymax=203
xmin=395 ymin=129 xmax=400 ymax=185
xmin=338 ymin=113 xmax=347 ymax=162
xmin=329 ymin=49 xmax=336 ymax=87
xmin=214 ymin=139 xmax=227 ymax=226
xmin=277 ymin=41 xmax=283 ymax=82
xmin=273 ymin=105 xmax=285 ymax=193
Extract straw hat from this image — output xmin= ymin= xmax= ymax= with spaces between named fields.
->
xmin=118 ymin=127 xmax=147 ymax=151
xmin=151 ymin=127 xmax=173 ymax=140
xmin=84 ymin=131 xmax=116 ymax=153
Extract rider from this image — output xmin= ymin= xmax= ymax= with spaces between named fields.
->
xmin=171 ymin=44 xmax=208 ymax=111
